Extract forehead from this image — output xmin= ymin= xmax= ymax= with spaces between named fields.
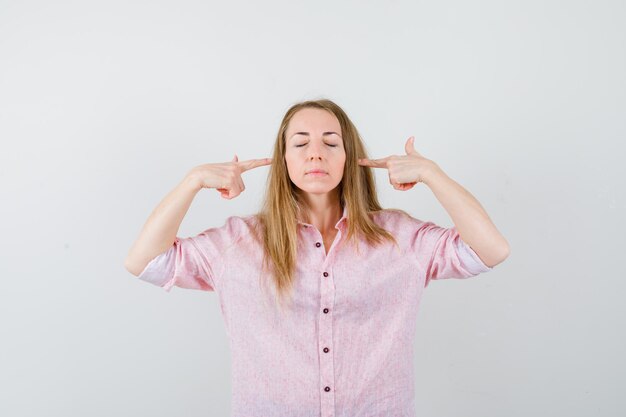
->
xmin=287 ymin=108 xmax=341 ymax=133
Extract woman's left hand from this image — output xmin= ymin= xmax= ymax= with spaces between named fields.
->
xmin=358 ymin=136 xmax=436 ymax=191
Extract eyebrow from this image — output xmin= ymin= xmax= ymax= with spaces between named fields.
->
xmin=290 ymin=132 xmax=342 ymax=139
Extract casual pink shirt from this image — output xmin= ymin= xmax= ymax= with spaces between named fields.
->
xmin=137 ymin=207 xmax=493 ymax=417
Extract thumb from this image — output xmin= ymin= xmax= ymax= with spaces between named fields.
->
xmin=232 ymin=154 xmax=238 ymax=162
xmin=405 ymin=136 xmax=416 ymax=155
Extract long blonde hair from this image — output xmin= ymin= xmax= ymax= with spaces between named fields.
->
xmin=252 ymin=99 xmax=405 ymax=310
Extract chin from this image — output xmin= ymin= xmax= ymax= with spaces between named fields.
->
xmin=294 ymin=182 xmax=342 ymax=195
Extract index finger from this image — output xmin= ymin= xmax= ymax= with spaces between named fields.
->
xmin=358 ymin=156 xmax=390 ymax=168
xmin=238 ymin=157 xmax=273 ymax=172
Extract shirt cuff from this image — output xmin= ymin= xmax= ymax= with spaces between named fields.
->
xmin=137 ymin=247 xmax=177 ymax=291
xmin=454 ymin=238 xmax=493 ymax=275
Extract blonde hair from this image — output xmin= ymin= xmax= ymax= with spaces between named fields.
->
xmin=250 ymin=98 xmax=407 ymax=311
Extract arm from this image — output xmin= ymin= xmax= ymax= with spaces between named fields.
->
xmin=422 ymin=162 xmax=510 ymax=268
xmin=124 ymin=174 xmax=202 ymax=276
xmin=358 ymin=136 xmax=510 ymax=269
xmin=124 ymin=155 xmax=272 ymax=277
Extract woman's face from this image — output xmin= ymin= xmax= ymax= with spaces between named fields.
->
xmin=284 ymin=108 xmax=346 ymax=196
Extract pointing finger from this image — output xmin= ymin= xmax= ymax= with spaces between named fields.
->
xmin=358 ymin=156 xmax=390 ymax=168
xmin=238 ymin=157 xmax=273 ymax=172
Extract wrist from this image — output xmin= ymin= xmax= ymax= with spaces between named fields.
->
xmin=181 ymin=173 xmax=202 ymax=194
xmin=422 ymin=160 xmax=445 ymax=186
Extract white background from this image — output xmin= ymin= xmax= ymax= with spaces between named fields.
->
xmin=1 ymin=0 xmax=624 ymax=416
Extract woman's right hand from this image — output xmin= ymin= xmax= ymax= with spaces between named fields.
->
xmin=188 ymin=154 xmax=272 ymax=200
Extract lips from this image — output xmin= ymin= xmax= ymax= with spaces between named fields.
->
xmin=306 ymin=169 xmax=328 ymax=174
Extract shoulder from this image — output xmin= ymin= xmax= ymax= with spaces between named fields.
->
xmin=211 ymin=213 xmax=263 ymax=245
xmin=370 ymin=208 xmax=426 ymax=229
xmin=194 ymin=214 xmax=258 ymax=240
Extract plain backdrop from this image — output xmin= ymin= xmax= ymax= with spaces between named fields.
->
xmin=1 ymin=0 xmax=624 ymax=416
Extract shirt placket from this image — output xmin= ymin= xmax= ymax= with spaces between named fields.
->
xmin=304 ymin=224 xmax=343 ymax=417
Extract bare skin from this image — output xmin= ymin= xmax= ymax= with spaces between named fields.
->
xmin=126 ymin=114 xmax=509 ymax=275
xmin=284 ymin=108 xmax=346 ymax=242
xmin=124 ymin=155 xmax=271 ymax=276
xmin=359 ymin=136 xmax=510 ymax=267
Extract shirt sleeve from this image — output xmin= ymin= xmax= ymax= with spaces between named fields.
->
xmin=136 ymin=216 xmax=242 ymax=292
xmin=409 ymin=220 xmax=493 ymax=288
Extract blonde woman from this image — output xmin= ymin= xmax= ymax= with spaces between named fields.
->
xmin=124 ymin=98 xmax=510 ymax=417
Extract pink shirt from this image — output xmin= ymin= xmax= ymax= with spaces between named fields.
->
xmin=137 ymin=207 xmax=493 ymax=417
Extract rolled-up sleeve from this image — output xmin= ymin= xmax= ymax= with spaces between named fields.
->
xmin=410 ymin=220 xmax=493 ymax=288
xmin=136 ymin=216 xmax=242 ymax=292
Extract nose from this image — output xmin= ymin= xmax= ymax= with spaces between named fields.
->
xmin=306 ymin=140 xmax=325 ymax=160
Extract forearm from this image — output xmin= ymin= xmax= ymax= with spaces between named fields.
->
xmin=124 ymin=174 xmax=202 ymax=276
xmin=423 ymin=162 xmax=510 ymax=267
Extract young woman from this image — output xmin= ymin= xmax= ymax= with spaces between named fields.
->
xmin=124 ymin=98 xmax=510 ymax=417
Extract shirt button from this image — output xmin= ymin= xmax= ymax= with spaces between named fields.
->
xmin=323 ymin=272 xmax=328 ymax=277
xmin=315 ymin=242 xmax=321 ymax=247
xmin=323 ymin=347 xmax=329 ymax=353
xmin=324 ymin=386 xmax=331 ymax=392
xmin=323 ymin=308 xmax=329 ymax=314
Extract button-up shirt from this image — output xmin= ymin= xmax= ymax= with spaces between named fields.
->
xmin=137 ymin=206 xmax=493 ymax=417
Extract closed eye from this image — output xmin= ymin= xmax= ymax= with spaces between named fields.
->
xmin=295 ymin=143 xmax=338 ymax=148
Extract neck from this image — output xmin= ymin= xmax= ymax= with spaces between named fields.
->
xmin=298 ymin=192 xmax=343 ymax=233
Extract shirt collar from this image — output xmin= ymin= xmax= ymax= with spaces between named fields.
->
xmin=297 ymin=205 xmax=348 ymax=230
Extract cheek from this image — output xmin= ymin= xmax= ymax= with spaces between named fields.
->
xmin=283 ymin=153 xmax=297 ymax=175
xmin=335 ymin=154 xmax=346 ymax=171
